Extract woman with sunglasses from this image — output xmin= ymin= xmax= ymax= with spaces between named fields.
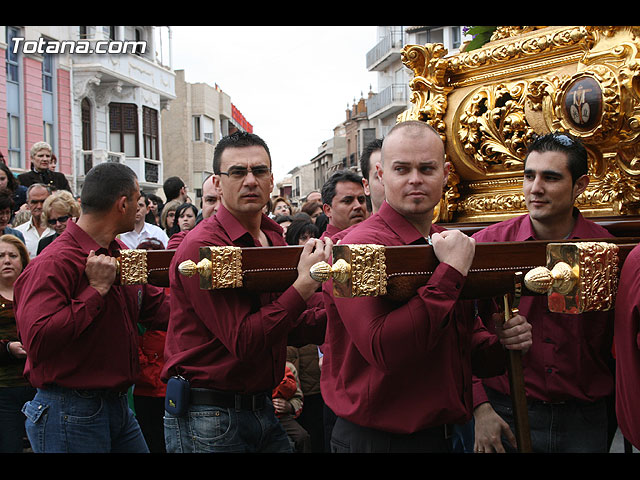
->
xmin=37 ymin=190 xmax=80 ymax=255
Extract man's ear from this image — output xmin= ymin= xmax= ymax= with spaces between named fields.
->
xmin=116 ymin=195 xmax=129 ymax=214
xmin=362 ymin=178 xmax=370 ymax=196
xmin=322 ymin=202 xmax=332 ymax=219
xmin=375 ymin=162 xmax=384 ymax=186
xmin=573 ymin=174 xmax=589 ymax=200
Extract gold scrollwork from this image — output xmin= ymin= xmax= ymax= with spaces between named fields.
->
xmin=455 ymin=81 xmax=537 ymax=175
xmin=578 ymin=242 xmax=619 ymax=312
xmin=398 ymin=43 xmax=452 ymax=140
xmin=537 ymin=241 xmax=620 ymax=313
xmin=117 ymin=249 xmax=148 ymax=285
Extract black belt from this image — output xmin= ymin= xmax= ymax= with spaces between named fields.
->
xmin=487 ymin=386 xmax=600 ymax=408
xmin=190 ymin=388 xmax=269 ymax=411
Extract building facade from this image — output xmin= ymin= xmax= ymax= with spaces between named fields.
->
xmin=304 ymin=26 xmax=472 ymax=199
xmin=1 ymin=25 xmax=176 ymax=195
xmin=366 ymin=26 xmax=470 ymax=139
xmin=161 ymin=69 xmax=253 ymax=204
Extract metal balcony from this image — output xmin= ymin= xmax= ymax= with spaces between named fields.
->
xmin=366 ymin=30 xmax=404 ymax=71
xmin=366 ymin=83 xmax=410 ymax=119
xmin=77 ymin=149 xmax=162 ymax=188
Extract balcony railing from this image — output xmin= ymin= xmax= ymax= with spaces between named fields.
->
xmin=366 ymin=83 xmax=410 ymax=118
xmin=366 ymin=30 xmax=404 ymax=70
xmin=77 ymin=149 xmax=162 ymax=186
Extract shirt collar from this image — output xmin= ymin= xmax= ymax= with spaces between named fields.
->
xmin=65 ymin=220 xmax=120 ymax=255
xmin=215 ymin=203 xmax=282 ymax=246
xmin=25 ymin=218 xmax=54 ymax=235
xmin=324 ymin=223 xmax=342 ymax=238
xmin=377 ymin=201 xmax=439 ymax=245
xmin=519 ymin=208 xmax=585 ymax=241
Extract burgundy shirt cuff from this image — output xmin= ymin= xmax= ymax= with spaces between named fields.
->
xmin=472 ymin=376 xmax=490 ymax=409
xmin=276 ymin=285 xmax=309 ymax=322
xmin=79 ymin=284 xmax=107 ymax=318
xmin=427 ymin=262 xmax=466 ymax=301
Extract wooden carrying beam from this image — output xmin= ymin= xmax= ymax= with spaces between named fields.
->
xmin=116 ymin=237 xmax=639 ymax=313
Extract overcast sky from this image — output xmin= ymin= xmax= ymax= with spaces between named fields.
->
xmin=169 ymin=26 xmax=379 ymax=181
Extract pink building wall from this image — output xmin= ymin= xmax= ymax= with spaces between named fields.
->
xmin=56 ymin=69 xmax=72 ymax=174
xmin=0 ymin=53 xmax=72 ymax=175
xmin=0 ymin=48 xmax=7 ymax=157
xmin=23 ymin=57 xmax=44 ymax=166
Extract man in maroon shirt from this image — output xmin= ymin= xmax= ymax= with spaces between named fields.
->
xmin=472 ymin=133 xmax=615 ymax=453
xmin=320 ymin=170 xmax=367 ymax=241
xmin=15 ymin=162 xmax=170 ymax=453
xmin=614 ymin=244 xmax=640 ymax=450
xmin=162 ymin=131 xmax=332 ymax=453
xmin=321 ymin=120 xmax=532 ymax=452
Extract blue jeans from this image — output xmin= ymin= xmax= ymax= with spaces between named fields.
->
xmin=163 ymin=397 xmax=293 ymax=453
xmin=487 ymin=388 xmax=608 ymax=453
xmin=22 ymin=386 xmax=149 ymax=453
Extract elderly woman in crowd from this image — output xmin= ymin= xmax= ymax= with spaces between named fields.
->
xmin=37 ymin=190 xmax=81 ymax=255
xmin=0 ymin=234 xmax=33 ymax=452
xmin=17 ymin=142 xmax=71 ymax=193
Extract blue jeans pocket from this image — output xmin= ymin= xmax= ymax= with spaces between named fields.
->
xmin=22 ymin=400 xmax=49 ymax=453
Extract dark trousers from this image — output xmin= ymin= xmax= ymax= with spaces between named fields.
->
xmin=297 ymin=393 xmax=325 ymax=453
xmin=278 ymin=414 xmax=311 ymax=453
xmin=487 ymin=388 xmax=609 ymax=453
xmin=133 ymin=395 xmax=166 ymax=453
xmin=330 ymin=417 xmax=451 ymax=453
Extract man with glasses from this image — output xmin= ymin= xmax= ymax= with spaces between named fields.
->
xmin=15 ymin=184 xmax=55 ymax=258
xmin=162 ymin=131 xmax=332 ymax=453
xmin=471 ymin=133 xmax=615 ymax=453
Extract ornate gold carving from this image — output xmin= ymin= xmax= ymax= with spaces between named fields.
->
xmin=397 ymin=43 xmax=452 ymax=139
xmin=490 ymin=27 xmax=547 ymax=42
xmin=349 ymin=244 xmax=387 ymax=297
xmin=455 ymin=81 xmax=537 ymax=175
xmin=448 ymin=26 xmax=592 ymax=81
xmin=178 ymin=258 xmax=212 ymax=279
xmin=206 ymin=246 xmax=243 ymax=289
xmin=524 ymin=241 xmax=619 ymax=313
xmin=328 ymin=244 xmax=387 ymax=298
xmin=178 ymin=246 xmax=243 ymax=290
xmin=117 ymin=249 xmax=148 ymax=285
xmin=578 ymin=242 xmax=619 ymax=312
xmin=400 ymin=26 xmax=640 ymax=222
